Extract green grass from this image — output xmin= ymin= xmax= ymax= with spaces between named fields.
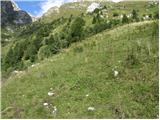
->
xmin=1 ymin=20 xmax=158 ymax=118
xmin=41 ymin=1 xmax=158 ymax=23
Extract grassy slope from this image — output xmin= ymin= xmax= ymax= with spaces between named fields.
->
xmin=1 ymin=21 xmax=158 ymax=118
xmin=41 ymin=1 xmax=158 ymax=23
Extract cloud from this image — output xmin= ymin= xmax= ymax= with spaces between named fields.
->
xmin=37 ymin=0 xmax=78 ymax=17
xmin=36 ymin=0 xmax=123 ymax=17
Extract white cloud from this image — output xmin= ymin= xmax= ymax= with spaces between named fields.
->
xmin=37 ymin=0 xmax=78 ymax=17
xmin=36 ymin=0 xmax=123 ymax=17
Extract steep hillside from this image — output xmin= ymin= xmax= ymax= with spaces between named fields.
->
xmin=1 ymin=21 xmax=158 ymax=118
xmin=41 ymin=0 xmax=158 ymax=23
xmin=1 ymin=0 xmax=158 ymax=80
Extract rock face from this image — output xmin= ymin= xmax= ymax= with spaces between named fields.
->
xmin=1 ymin=1 xmax=32 ymax=26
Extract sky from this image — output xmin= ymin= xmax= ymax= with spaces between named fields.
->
xmin=14 ymin=0 xmax=122 ymax=17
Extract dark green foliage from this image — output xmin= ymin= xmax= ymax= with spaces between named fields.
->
xmin=38 ymin=45 xmax=52 ymax=60
xmin=132 ymin=9 xmax=139 ymax=21
xmin=3 ymin=40 xmax=26 ymax=70
xmin=93 ymin=8 xmax=100 ymax=14
xmin=24 ymin=44 xmax=37 ymax=62
xmin=69 ymin=17 xmax=85 ymax=42
xmin=154 ymin=11 xmax=159 ymax=19
xmin=125 ymin=51 xmax=139 ymax=67
xmin=110 ymin=19 xmax=121 ymax=26
xmin=103 ymin=5 xmax=107 ymax=9
xmin=113 ymin=12 xmax=119 ymax=17
xmin=3 ymin=48 xmax=15 ymax=69
xmin=92 ymin=16 xmax=97 ymax=24
xmin=132 ymin=9 xmax=138 ymax=19
xmin=149 ymin=14 xmax=152 ymax=19
xmin=96 ymin=13 xmax=101 ymax=23
xmin=92 ymin=21 xmax=111 ymax=34
xmin=36 ymin=25 xmax=50 ymax=37
xmin=81 ymin=13 xmax=84 ymax=17
xmin=92 ymin=13 xmax=103 ymax=24
xmin=122 ymin=14 xmax=129 ymax=23
xmin=49 ymin=34 xmax=62 ymax=54
xmin=68 ymin=14 xmax=73 ymax=22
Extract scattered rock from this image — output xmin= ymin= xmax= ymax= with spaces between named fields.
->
xmin=114 ymin=70 xmax=119 ymax=77
xmin=87 ymin=3 xmax=100 ymax=13
xmin=43 ymin=103 xmax=48 ymax=106
xmin=48 ymin=91 xmax=55 ymax=96
xmin=88 ymin=107 xmax=95 ymax=111
xmin=86 ymin=94 xmax=89 ymax=97
xmin=52 ymin=106 xmax=57 ymax=113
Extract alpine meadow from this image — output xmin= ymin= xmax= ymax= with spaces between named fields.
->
xmin=1 ymin=0 xmax=159 ymax=119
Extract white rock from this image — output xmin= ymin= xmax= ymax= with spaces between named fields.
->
xmin=13 ymin=70 xmax=23 ymax=74
xmin=88 ymin=107 xmax=95 ymax=111
xmin=48 ymin=91 xmax=55 ymax=96
xmin=52 ymin=106 xmax=57 ymax=113
xmin=86 ymin=94 xmax=89 ymax=97
xmin=31 ymin=64 xmax=35 ymax=67
xmin=100 ymin=15 xmax=104 ymax=18
xmin=13 ymin=70 xmax=19 ymax=74
xmin=120 ymin=14 xmax=123 ymax=18
xmin=54 ymin=106 xmax=57 ymax=111
xmin=145 ymin=15 xmax=149 ymax=19
xmin=87 ymin=3 xmax=100 ymax=13
xmin=43 ymin=103 xmax=48 ymax=106
xmin=31 ymin=63 xmax=40 ymax=67
xmin=114 ymin=70 xmax=119 ymax=77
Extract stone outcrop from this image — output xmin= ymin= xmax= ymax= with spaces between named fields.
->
xmin=1 ymin=0 xmax=32 ymax=26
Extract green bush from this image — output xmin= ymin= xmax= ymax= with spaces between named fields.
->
xmin=69 ymin=17 xmax=85 ymax=42
xmin=154 ymin=11 xmax=159 ymax=19
xmin=23 ymin=44 xmax=37 ymax=62
xmin=122 ymin=14 xmax=129 ymax=23
xmin=113 ymin=12 xmax=119 ymax=17
xmin=38 ymin=45 xmax=52 ymax=60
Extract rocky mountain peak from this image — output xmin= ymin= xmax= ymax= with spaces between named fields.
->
xmin=1 ymin=0 xmax=32 ymax=26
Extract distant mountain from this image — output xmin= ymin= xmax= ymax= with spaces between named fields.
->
xmin=1 ymin=0 xmax=32 ymax=26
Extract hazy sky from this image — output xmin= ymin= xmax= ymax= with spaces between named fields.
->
xmin=14 ymin=0 xmax=122 ymax=17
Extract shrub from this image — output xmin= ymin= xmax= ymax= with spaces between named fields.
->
xmin=113 ymin=12 xmax=119 ymax=17
xmin=92 ymin=16 xmax=97 ymax=24
xmin=69 ymin=17 xmax=85 ymax=42
xmin=4 ymin=40 xmax=26 ymax=69
xmin=110 ymin=19 xmax=121 ymax=26
xmin=93 ymin=8 xmax=100 ymax=14
xmin=122 ymin=14 xmax=129 ymax=23
xmin=38 ymin=45 xmax=52 ymax=60
xmin=149 ymin=14 xmax=152 ymax=19
xmin=23 ymin=44 xmax=37 ymax=62
xmin=132 ymin=9 xmax=138 ymax=19
xmin=154 ymin=11 xmax=159 ymax=19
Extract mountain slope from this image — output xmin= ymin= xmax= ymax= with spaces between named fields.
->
xmin=1 ymin=0 xmax=158 ymax=80
xmin=41 ymin=0 xmax=158 ymax=23
xmin=1 ymin=1 xmax=32 ymax=26
xmin=1 ymin=21 xmax=158 ymax=119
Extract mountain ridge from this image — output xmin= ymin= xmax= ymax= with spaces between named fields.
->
xmin=1 ymin=0 xmax=32 ymax=26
